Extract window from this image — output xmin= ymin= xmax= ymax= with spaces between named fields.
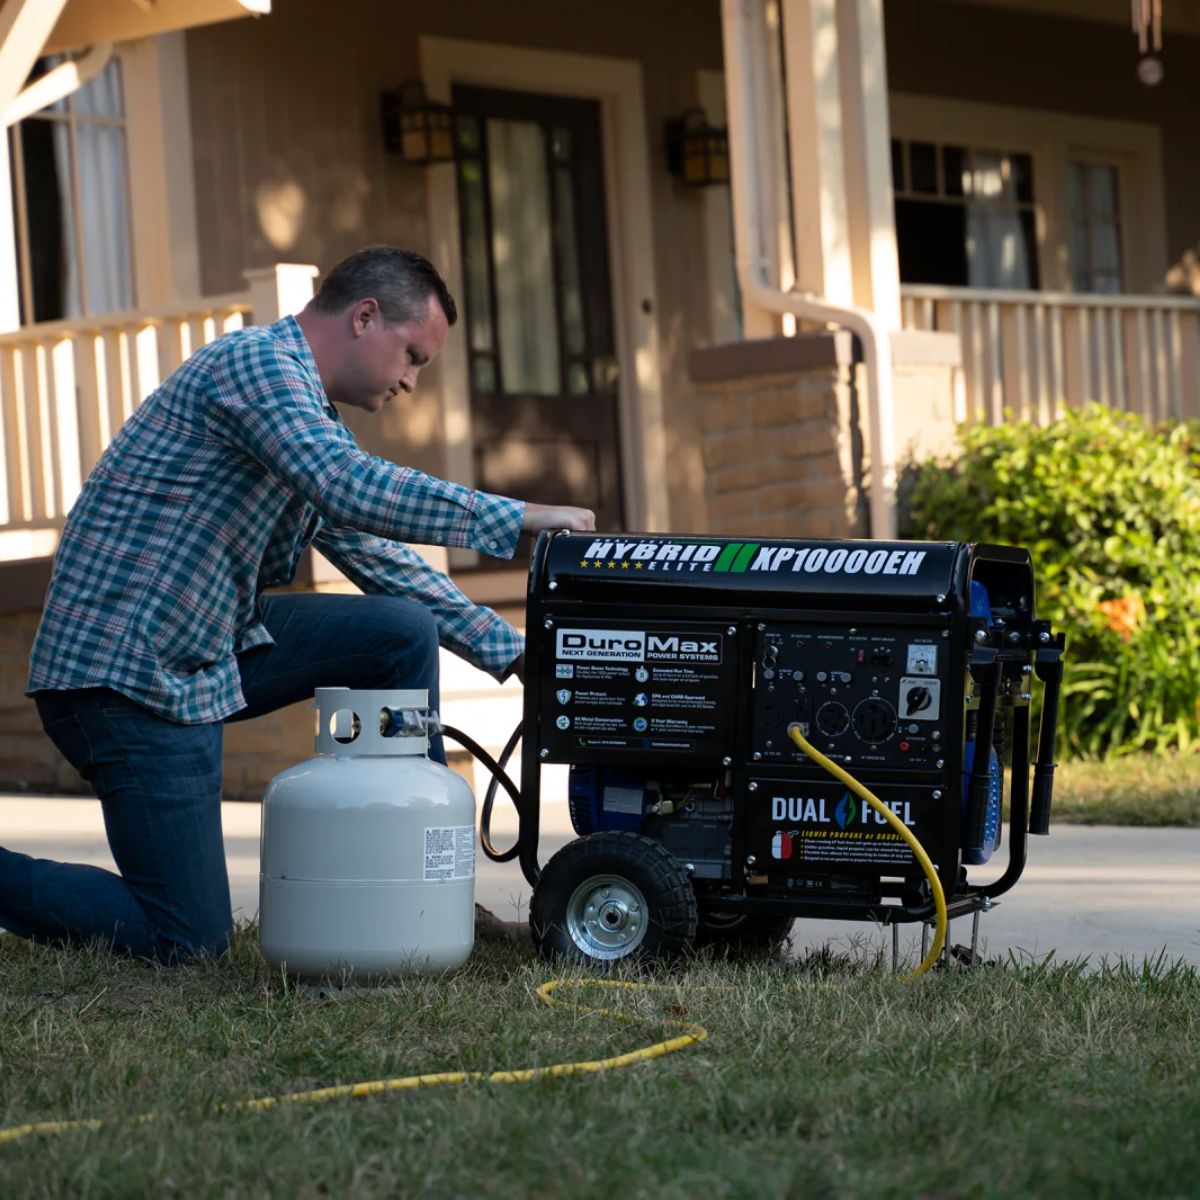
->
xmin=891 ymin=138 xmax=1039 ymax=290
xmin=1068 ymin=162 xmax=1123 ymax=294
xmin=9 ymin=56 xmax=135 ymax=324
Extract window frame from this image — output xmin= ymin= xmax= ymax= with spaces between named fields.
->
xmin=1066 ymin=155 xmax=1125 ymax=294
xmin=889 ymin=93 xmax=1166 ymax=294
xmin=8 ymin=53 xmax=137 ymax=324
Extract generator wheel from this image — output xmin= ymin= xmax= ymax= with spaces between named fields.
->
xmin=531 ymin=832 xmax=698 ymax=966
xmin=693 ymin=909 xmax=794 ymax=959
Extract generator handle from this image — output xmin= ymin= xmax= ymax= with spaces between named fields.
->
xmin=980 ymin=701 xmax=1029 ymax=899
xmin=964 ymin=653 xmax=1001 ymax=853
xmin=1029 ymin=642 xmax=1065 ymax=836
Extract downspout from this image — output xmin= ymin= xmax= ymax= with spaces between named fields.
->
xmin=722 ymin=0 xmax=897 ymax=540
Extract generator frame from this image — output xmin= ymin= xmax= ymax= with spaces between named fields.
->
xmin=516 ymin=531 xmax=1064 ymax=945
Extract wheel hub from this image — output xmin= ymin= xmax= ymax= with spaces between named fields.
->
xmin=565 ymin=874 xmax=648 ymax=959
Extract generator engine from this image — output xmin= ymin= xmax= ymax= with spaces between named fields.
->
xmin=517 ymin=532 xmax=1064 ymax=966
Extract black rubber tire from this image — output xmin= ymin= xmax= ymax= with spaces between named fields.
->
xmin=692 ymin=908 xmax=794 ymax=959
xmin=531 ymin=832 xmax=698 ymax=967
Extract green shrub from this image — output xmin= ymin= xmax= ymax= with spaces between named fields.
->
xmin=902 ymin=404 xmax=1200 ymax=758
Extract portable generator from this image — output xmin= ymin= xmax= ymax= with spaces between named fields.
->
xmin=507 ymin=531 xmax=1065 ymax=967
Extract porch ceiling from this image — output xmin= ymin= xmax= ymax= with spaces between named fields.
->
xmin=43 ymin=0 xmax=270 ymax=56
xmin=947 ymin=0 xmax=1200 ymax=35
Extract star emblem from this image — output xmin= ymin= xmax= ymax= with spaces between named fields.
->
xmin=634 ymin=562 xmax=644 ymax=569
xmin=621 ymin=561 xmax=629 ymax=569
xmin=593 ymin=560 xmax=603 ymax=567
xmin=579 ymin=560 xmax=589 ymax=568
xmin=606 ymin=560 xmax=616 ymax=568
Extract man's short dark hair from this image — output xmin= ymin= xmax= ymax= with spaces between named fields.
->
xmin=311 ymin=246 xmax=457 ymax=327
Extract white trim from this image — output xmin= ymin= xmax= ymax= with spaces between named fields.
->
xmin=0 ymin=132 xmax=19 ymax=332
xmin=889 ymin=93 xmax=1167 ymax=293
xmin=0 ymin=0 xmax=68 ymax=112
xmin=4 ymin=42 xmax=112 ymax=126
xmin=0 ymin=0 xmax=70 ymax=330
xmin=420 ymin=36 xmax=668 ymax=545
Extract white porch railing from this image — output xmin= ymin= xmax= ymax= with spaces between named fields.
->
xmin=900 ymin=284 xmax=1200 ymax=427
xmin=0 ymin=264 xmax=316 ymax=560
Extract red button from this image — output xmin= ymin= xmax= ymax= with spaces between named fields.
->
xmin=899 ymin=740 xmax=911 ymax=752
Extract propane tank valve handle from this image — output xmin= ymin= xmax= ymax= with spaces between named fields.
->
xmin=380 ymin=706 xmax=440 ymax=739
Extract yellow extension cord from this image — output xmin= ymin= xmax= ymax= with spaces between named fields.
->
xmin=1 ymin=735 xmax=946 ymax=1147
xmin=786 ymin=722 xmax=947 ymax=978
xmin=0 ymin=979 xmax=707 ymax=1147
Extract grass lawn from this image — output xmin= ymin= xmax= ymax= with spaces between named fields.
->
xmin=1 ymin=929 xmax=1197 ymax=1199
xmin=1049 ymin=754 xmax=1200 ymax=826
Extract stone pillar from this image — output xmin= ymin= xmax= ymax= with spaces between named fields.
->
xmin=689 ymin=332 xmax=868 ymax=539
xmin=687 ymin=328 xmax=961 ymax=540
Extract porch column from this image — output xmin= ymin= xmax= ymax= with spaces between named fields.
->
xmin=725 ymin=0 xmax=794 ymax=339
xmin=122 ymin=34 xmax=202 ymax=306
xmin=779 ymin=0 xmax=900 ymax=328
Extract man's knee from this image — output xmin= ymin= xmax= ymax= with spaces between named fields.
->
xmin=370 ymin=598 xmax=440 ymax=682
xmin=154 ymin=919 xmax=232 ymax=965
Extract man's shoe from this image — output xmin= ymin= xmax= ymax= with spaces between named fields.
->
xmin=474 ymin=903 xmax=531 ymax=944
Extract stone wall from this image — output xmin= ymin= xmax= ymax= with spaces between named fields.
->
xmin=687 ymin=328 xmax=962 ymax=541
xmin=689 ymin=332 xmax=870 ymax=540
xmin=0 ymin=609 xmax=82 ymax=795
xmin=0 ymin=603 xmax=315 ymax=800
xmin=0 ymin=612 xmax=486 ymax=802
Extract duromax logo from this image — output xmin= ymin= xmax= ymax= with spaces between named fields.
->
xmin=834 ymin=792 xmax=858 ymax=829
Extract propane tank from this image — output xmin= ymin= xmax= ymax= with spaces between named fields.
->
xmin=259 ymin=688 xmax=475 ymax=980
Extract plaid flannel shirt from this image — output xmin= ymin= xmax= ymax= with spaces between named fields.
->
xmin=27 ymin=316 xmax=525 ymax=723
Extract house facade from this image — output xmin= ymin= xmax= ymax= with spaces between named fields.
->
xmin=0 ymin=0 xmax=1197 ymax=795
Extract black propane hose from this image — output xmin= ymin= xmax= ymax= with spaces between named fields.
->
xmin=438 ymin=721 xmax=525 ymax=863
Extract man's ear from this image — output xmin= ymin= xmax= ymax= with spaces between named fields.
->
xmin=351 ymin=298 xmax=380 ymax=337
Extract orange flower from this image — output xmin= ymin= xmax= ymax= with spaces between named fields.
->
xmin=1097 ymin=595 xmax=1144 ymax=641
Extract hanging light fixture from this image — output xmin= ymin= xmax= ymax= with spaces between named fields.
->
xmin=1132 ymin=0 xmax=1164 ymax=86
xmin=380 ymin=80 xmax=455 ymax=165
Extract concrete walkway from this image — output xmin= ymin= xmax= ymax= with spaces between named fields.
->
xmin=3 ymin=794 xmax=1198 ymax=966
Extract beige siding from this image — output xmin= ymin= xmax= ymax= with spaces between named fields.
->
xmin=185 ymin=0 xmax=723 ymax=521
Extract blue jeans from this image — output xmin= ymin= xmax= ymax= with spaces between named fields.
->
xmin=0 ymin=593 xmax=445 ymax=963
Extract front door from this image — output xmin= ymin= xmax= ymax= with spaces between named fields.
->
xmin=452 ymin=85 xmax=623 ymax=541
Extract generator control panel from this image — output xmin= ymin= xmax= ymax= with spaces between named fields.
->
xmin=752 ymin=623 xmax=952 ymax=772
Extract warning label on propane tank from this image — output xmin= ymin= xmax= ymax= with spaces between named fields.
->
xmin=423 ymin=825 xmax=475 ymax=881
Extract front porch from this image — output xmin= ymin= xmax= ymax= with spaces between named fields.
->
xmin=2 ymin=276 xmax=1196 ymax=571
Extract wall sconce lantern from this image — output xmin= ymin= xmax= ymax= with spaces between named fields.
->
xmin=380 ymin=80 xmax=455 ymax=165
xmin=665 ymin=106 xmax=730 ymax=187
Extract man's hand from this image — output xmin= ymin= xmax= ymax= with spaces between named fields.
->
xmin=504 ymin=653 xmax=525 ymax=684
xmin=521 ymin=502 xmax=596 ymax=536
